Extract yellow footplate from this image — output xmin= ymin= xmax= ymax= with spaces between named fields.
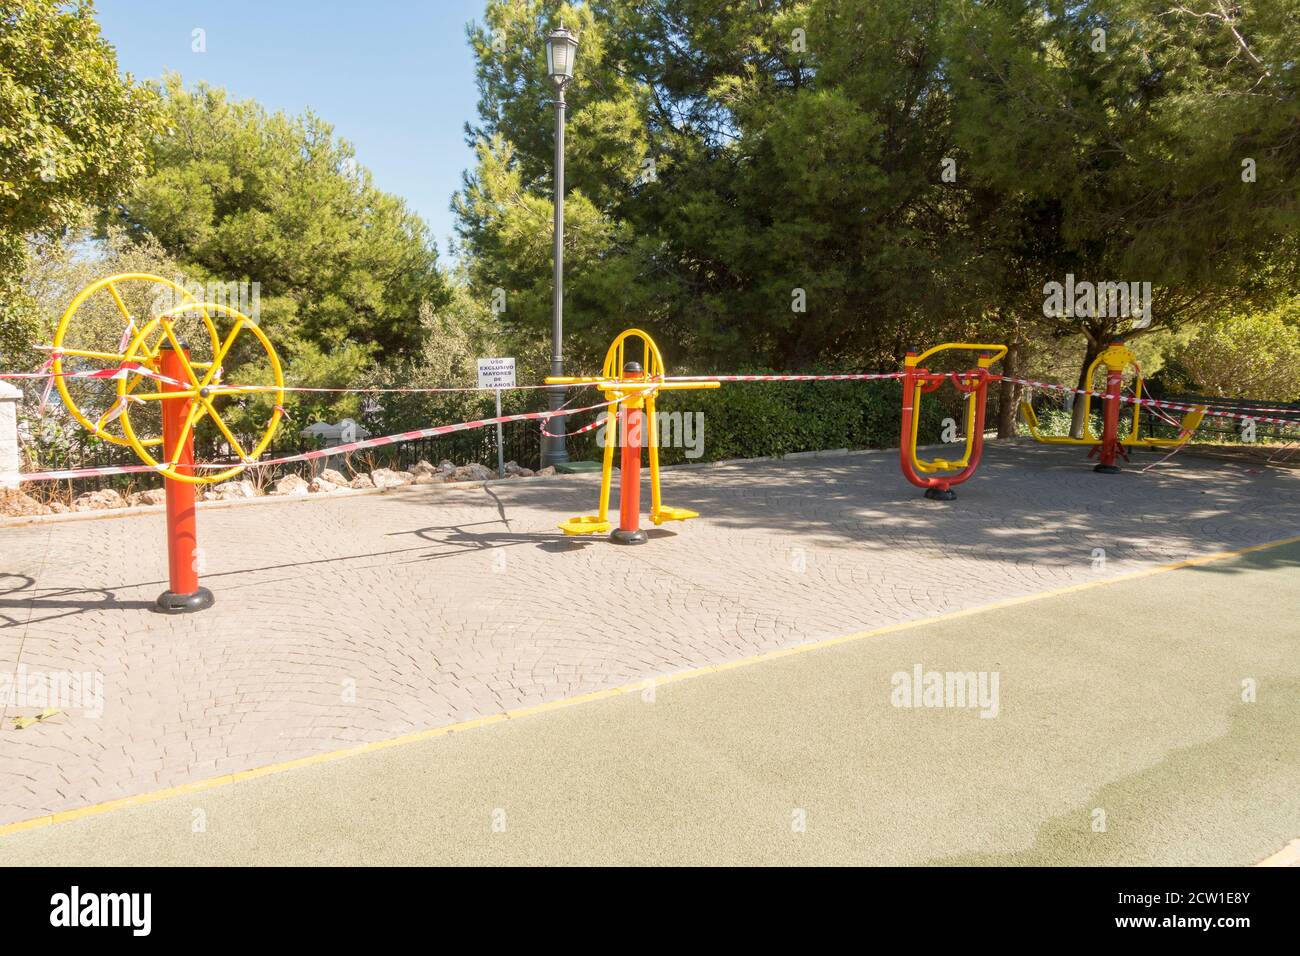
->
xmin=559 ymin=515 xmax=611 ymax=535
xmin=651 ymin=506 xmax=698 ymax=525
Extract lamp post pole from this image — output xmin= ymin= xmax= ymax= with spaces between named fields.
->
xmin=542 ymin=26 xmax=577 ymax=468
xmin=545 ymin=79 xmax=570 ymax=466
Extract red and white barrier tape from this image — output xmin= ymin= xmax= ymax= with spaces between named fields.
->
xmin=1181 ymin=401 xmax=1300 ymax=417
xmin=665 ymin=372 xmax=906 ymax=383
xmin=1267 ymin=442 xmax=1300 ymax=464
xmin=1 ymin=361 xmax=184 ymax=387
xmin=538 ymin=384 xmax=665 ymax=439
xmin=543 ymin=411 xmax=608 ymax=442
xmin=7 ymin=356 xmax=1298 ymax=484
xmin=204 ymin=373 xmax=899 ymax=394
xmin=6 ymin=396 xmax=622 ymax=484
xmin=540 ymin=414 xmax=607 ymax=439
xmin=1005 ymin=377 xmax=1300 ymax=428
xmin=1005 ymin=371 xmax=1299 ymax=420
xmin=5 ymin=351 xmax=592 ymax=396
xmin=1138 ymin=438 xmax=1194 ymax=473
xmin=206 ymin=382 xmax=590 ymax=396
xmin=12 ymin=357 xmax=1292 ymax=423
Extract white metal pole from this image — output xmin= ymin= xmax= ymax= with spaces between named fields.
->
xmin=495 ymin=388 xmax=505 ymax=478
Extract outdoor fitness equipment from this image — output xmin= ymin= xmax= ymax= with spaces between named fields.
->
xmin=899 ymin=342 xmax=1008 ymax=500
xmin=546 ymin=329 xmax=719 ymax=543
xmin=1017 ymin=339 xmax=1205 ymax=472
xmin=51 ymin=274 xmax=285 ymax=611
xmin=52 ymin=273 xmax=218 ymax=449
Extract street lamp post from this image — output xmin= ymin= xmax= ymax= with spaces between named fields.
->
xmin=543 ymin=26 xmax=579 ymax=468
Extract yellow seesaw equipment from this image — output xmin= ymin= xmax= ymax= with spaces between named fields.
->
xmin=1018 ymin=339 xmax=1206 ymax=472
xmin=545 ymin=330 xmax=719 ymax=543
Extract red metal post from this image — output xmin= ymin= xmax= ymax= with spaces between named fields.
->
xmin=156 ymin=342 xmax=214 ymax=612
xmin=611 ymin=363 xmax=648 ymax=544
xmin=965 ymin=370 xmax=991 ymax=471
xmin=1093 ymin=364 xmax=1124 ymax=474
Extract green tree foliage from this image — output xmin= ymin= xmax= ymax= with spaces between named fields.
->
xmin=112 ymin=76 xmax=451 ymax=398
xmin=456 ymin=0 xmax=1300 ymax=405
xmin=0 ymin=0 xmax=155 ymax=367
xmin=458 ymin=0 xmax=964 ymax=373
xmin=946 ymin=0 xmax=1300 ymax=432
xmin=25 ymin=226 xmax=185 ymax=348
xmin=360 ymin=278 xmax=510 ymax=435
xmin=1163 ymin=298 xmax=1300 ymax=401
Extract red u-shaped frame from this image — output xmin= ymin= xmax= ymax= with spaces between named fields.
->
xmin=898 ymin=343 xmax=1006 ymax=500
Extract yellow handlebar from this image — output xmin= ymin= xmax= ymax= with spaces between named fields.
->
xmin=910 ymin=342 xmax=1009 ymax=367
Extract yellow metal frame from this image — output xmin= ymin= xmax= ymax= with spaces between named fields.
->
xmin=51 ymin=273 xmax=221 ymax=448
xmin=546 ymin=329 xmax=719 ymax=535
xmin=116 ymin=301 xmax=285 ymax=485
xmin=47 ymin=275 xmax=287 ymax=484
xmin=905 ymin=342 xmax=1007 ymax=474
xmin=1018 ymin=342 xmax=1206 ymax=448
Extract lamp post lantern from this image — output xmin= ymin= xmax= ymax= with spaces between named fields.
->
xmin=542 ymin=26 xmax=579 ymax=467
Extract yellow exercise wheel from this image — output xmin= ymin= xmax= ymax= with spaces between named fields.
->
xmin=51 ymin=274 xmax=221 ymax=448
xmin=117 ymin=301 xmax=285 ymax=485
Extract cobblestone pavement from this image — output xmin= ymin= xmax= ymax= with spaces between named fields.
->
xmin=1 ymin=441 xmax=1297 ymax=826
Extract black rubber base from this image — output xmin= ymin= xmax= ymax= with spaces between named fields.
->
xmin=1093 ymin=464 xmax=1121 ymax=474
xmin=924 ymin=487 xmax=957 ymax=501
xmin=156 ymin=587 xmax=215 ymax=614
xmin=610 ymin=528 xmax=648 ymax=545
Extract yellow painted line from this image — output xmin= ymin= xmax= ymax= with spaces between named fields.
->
xmin=1257 ymin=839 xmax=1300 ymax=867
xmin=1 ymin=532 xmax=1297 ymax=840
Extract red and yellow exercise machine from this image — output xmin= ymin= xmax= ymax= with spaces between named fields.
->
xmin=899 ymin=342 xmax=1008 ymax=500
xmin=1018 ymin=339 xmax=1205 ymax=472
xmin=546 ymin=330 xmax=719 ymax=543
xmin=51 ymin=274 xmax=284 ymax=611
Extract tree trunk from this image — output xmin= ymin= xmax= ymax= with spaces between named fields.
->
xmin=1069 ymin=332 xmax=1105 ymax=439
xmin=776 ymin=327 xmax=814 ymax=370
xmin=996 ymin=338 xmax=1021 ymax=439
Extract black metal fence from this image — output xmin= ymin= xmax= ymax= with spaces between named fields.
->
xmin=1139 ymin=391 xmax=1300 ymax=445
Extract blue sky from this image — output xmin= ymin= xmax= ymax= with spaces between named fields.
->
xmin=96 ymin=0 xmax=491 ymax=264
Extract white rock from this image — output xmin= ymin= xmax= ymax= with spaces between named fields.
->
xmin=211 ymin=479 xmax=259 ymax=501
xmin=319 ymin=468 xmax=349 ymax=487
xmin=127 ymin=487 xmax=168 ymax=506
xmin=370 ymin=468 xmax=414 ymax=489
xmin=271 ymin=473 xmax=310 ymax=496
xmin=349 ymin=474 xmax=375 ymax=489
xmin=1 ymin=488 xmax=46 ymax=516
xmin=72 ymin=488 xmax=126 ymax=512
xmin=537 ymin=465 xmax=557 ymax=477
xmin=309 ymin=476 xmax=348 ymax=493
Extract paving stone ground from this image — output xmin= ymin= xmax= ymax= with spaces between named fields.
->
xmin=1 ymin=441 xmax=1297 ymax=827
